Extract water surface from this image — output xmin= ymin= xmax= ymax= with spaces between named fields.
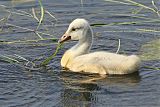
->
xmin=0 ymin=0 xmax=160 ymax=107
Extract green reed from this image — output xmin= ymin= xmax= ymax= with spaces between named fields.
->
xmin=0 ymin=0 xmax=159 ymax=70
xmin=0 ymin=0 xmax=59 ymax=67
xmin=41 ymin=43 xmax=62 ymax=66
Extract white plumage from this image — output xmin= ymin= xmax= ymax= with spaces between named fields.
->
xmin=59 ymin=18 xmax=140 ymax=75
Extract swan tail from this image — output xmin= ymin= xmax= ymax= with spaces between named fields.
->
xmin=124 ymin=55 xmax=141 ymax=74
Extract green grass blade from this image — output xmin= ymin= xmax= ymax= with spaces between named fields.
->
xmin=32 ymin=8 xmax=39 ymax=22
xmin=123 ymin=0 xmax=155 ymax=12
xmin=41 ymin=43 xmax=62 ymax=66
xmin=36 ymin=0 xmax=44 ymax=30
xmin=144 ymin=66 xmax=160 ymax=70
xmin=104 ymin=0 xmax=131 ymax=5
xmin=105 ymin=0 xmax=159 ymax=16
xmin=0 ymin=55 xmax=20 ymax=63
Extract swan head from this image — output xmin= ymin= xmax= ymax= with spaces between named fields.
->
xmin=59 ymin=18 xmax=92 ymax=43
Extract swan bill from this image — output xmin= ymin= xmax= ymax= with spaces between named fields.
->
xmin=58 ymin=35 xmax=71 ymax=43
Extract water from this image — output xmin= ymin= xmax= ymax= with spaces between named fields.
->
xmin=0 ymin=0 xmax=160 ymax=107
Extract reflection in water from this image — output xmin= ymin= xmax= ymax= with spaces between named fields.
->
xmin=59 ymin=72 xmax=140 ymax=107
xmin=103 ymin=72 xmax=141 ymax=86
xmin=0 ymin=0 xmax=159 ymax=106
xmin=61 ymin=84 xmax=97 ymax=107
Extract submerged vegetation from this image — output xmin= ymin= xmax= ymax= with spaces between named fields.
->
xmin=0 ymin=0 xmax=60 ymax=68
xmin=92 ymin=0 xmax=160 ymax=27
xmin=140 ymin=39 xmax=160 ymax=61
xmin=104 ymin=0 xmax=160 ymax=17
xmin=0 ymin=0 xmax=159 ymax=70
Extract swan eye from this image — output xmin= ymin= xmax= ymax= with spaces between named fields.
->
xmin=71 ymin=27 xmax=81 ymax=32
xmin=72 ymin=28 xmax=76 ymax=31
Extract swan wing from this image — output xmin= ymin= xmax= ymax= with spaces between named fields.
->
xmin=70 ymin=51 xmax=140 ymax=74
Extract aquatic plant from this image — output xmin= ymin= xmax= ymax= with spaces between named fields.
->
xmin=104 ymin=0 xmax=160 ymax=17
xmin=0 ymin=0 xmax=159 ymax=71
xmin=0 ymin=0 xmax=58 ymax=68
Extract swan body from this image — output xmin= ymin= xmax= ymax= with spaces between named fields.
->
xmin=59 ymin=18 xmax=140 ymax=75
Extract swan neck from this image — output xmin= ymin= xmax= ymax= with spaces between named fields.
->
xmin=70 ymin=27 xmax=93 ymax=56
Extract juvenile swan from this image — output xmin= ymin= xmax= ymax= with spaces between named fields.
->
xmin=59 ymin=18 xmax=140 ymax=75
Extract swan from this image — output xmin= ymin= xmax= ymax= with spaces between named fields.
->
xmin=58 ymin=18 xmax=140 ymax=75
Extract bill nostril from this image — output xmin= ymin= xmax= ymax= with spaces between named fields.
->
xmin=63 ymin=35 xmax=66 ymax=38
